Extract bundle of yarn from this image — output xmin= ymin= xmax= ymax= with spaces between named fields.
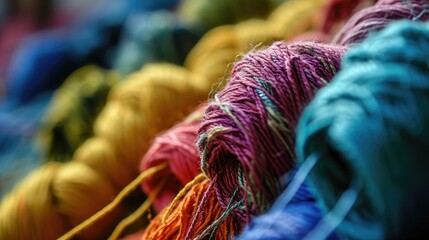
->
xmin=2 ymin=0 xmax=429 ymax=239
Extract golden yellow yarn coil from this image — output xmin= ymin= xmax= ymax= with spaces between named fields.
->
xmin=0 ymin=161 xmax=121 ymax=240
xmin=94 ymin=64 xmax=209 ymax=175
xmin=185 ymin=0 xmax=328 ymax=87
xmin=0 ymin=63 xmax=210 ymax=240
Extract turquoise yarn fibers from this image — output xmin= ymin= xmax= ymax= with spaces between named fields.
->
xmin=296 ymin=20 xmax=429 ymax=240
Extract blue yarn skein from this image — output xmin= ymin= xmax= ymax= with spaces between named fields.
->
xmin=4 ymin=0 xmax=182 ymax=105
xmin=238 ymin=179 xmax=339 ymax=240
xmin=297 ymin=20 xmax=429 ymax=240
xmin=5 ymin=31 xmax=77 ymax=105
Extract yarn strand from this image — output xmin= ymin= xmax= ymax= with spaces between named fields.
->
xmin=273 ymin=152 xmax=320 ymax=210
xmin=58 ymin=163 xmax=168 ymax=240
xmin=193 ymin=188 xmax=244 ymax=240
xmin=303 ymin=181 xmax=362 ymax=240
xmin=108 ymin=177 xmax=169 ymax=240
xmin=162 ymin=173 xmax=206 ymax=224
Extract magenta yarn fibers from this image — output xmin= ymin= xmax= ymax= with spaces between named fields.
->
xmin=197 ymin=41 xmax=346 ymax=222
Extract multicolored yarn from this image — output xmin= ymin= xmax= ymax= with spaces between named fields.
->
xmin=297 ymin=20 xmax=429 ymax=239
xmin=332 ymin=0 xmax=429 ymax=45
xmin=142 ymin=177 xmax=242 ymax=240
xmin=197 ymin=41 xmax=346 ymax=222
xmin=140 ymin=106 xmax=205 ymax=212
xmin=39 ymin=65 xmax=118 ymax=162
xmin=5 ymin=1 xmax=429 ymax=239
xmin=3 ymin=0 xmax=179 ymax=105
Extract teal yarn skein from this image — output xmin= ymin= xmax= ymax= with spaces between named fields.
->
xmin=113 ymin=11 xmax=201 ymax=75
xmin=296 ymin=20 xmax=429 ymax=240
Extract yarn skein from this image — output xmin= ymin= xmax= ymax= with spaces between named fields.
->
xmin=140 ymin=106 xmax=205 ymax=212
xmin=5 ymin=31 xmax=78 ymax=105
xmin=94 ymin=64 xmax=209 ymax=175
xmin=0 ymin=63 xmax=210 ymax=239
xmin=197 ymin=41 xmax=346 ymax=222
xmin=297 ymin=20 xmax=429 ymax=239
xmin=39 ymin=65 xmax=118 ymax=162
xmin=332 ymin=0 xmax=429 ymax=46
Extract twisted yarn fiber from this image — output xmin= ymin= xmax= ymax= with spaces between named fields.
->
xmin=142 ymin=178 xmax=242 ymax=240
xmin=297 ymin=20 xmax=429 ymax=239
xmin=332 ymin=0 xmax=429 ymax=45
xmin=197 ymin=41 xmax=346 ymax=222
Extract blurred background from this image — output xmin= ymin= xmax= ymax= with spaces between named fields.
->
xmin=0 ymin=0 xmax=284 ymax=198
xmin=0 ymin=0 xmax=186 ymax=197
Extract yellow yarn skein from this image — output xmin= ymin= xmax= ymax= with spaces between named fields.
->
xmin=0 ymin=64 xmax=210 ymax=240
xmin=94 ymin=64 xmax=208 ymax=175
xmin=185 ymin=0 xmax=327 ymax=87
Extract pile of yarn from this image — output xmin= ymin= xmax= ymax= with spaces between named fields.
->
xmin=1 ymin=0 xmax=429 ymax=239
